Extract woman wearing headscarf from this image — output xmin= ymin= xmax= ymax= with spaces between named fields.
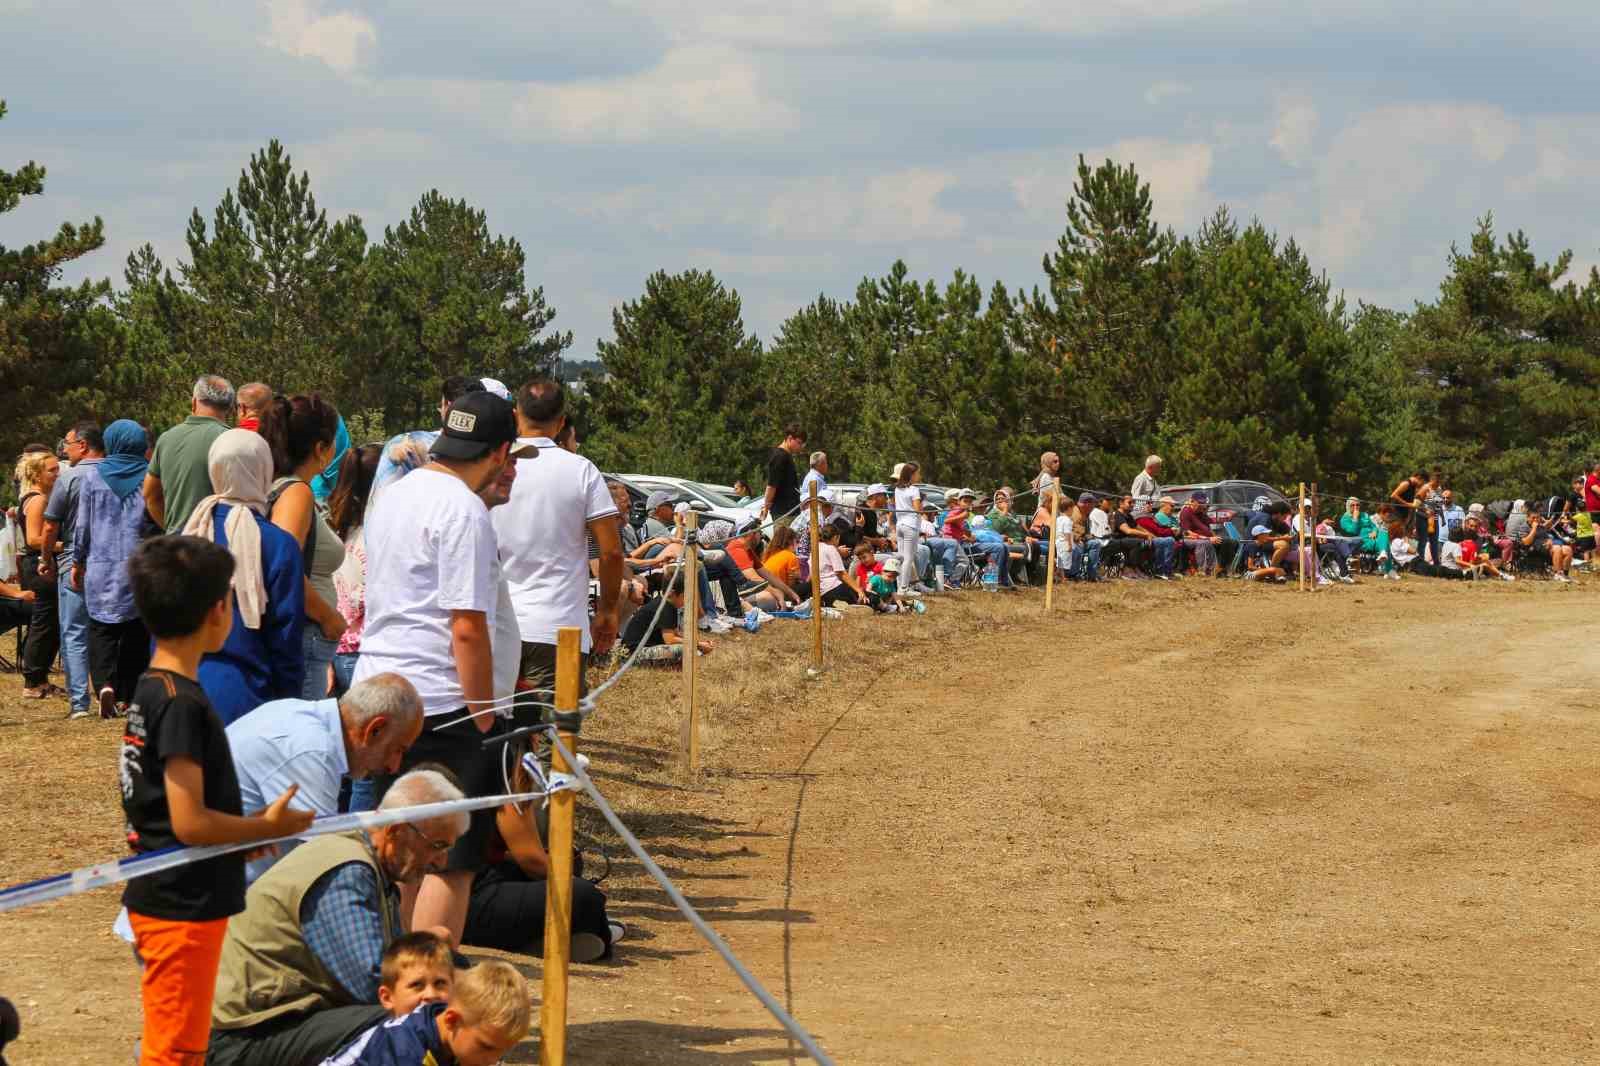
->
xmin=71 ymin=420 xmax=159 ymax=715
xmin=309 ymin=413 xmax=350 ymax=504
xmin=181 ymin=429 xmax=306 ymax=724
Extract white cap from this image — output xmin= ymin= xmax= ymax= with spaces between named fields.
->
xmin=866 ymin=483 xmax=889 ymax=497
xmin=479 ymin=377 xmax=511 ymax=401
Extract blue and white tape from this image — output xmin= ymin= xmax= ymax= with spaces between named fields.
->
xmin=0 ymin=789 xmax=550 ymax=915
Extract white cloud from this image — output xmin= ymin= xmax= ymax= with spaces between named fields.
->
xmin=495 ymin=45 xmax=795 ymax=144
xmin=1269 ymin=95 xmax=1318 ymax=166
xmin=1145 ymin=80 xmax=1192 ymax=106
xmin=263 ymin=0 xmax=376 ymax=74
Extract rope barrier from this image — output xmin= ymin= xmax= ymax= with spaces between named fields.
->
xmin=0 ymin=789 xmax=554 ymax=915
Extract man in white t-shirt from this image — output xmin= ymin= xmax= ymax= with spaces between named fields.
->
xmin=355 ymin=390 xmax=535 ymax=947
xmin=493 ymin=380 xmax=622 ymax=724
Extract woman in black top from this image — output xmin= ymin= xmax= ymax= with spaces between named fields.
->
xmin=16 ymin=448 xmax=62 ymax=700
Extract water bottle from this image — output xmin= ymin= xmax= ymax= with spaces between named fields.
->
xmin=982 ymin=556 xmax=1000 ymax=590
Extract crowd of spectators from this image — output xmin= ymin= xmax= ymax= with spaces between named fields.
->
xmin=12 ymin=371 xmax=1595 ymax=1065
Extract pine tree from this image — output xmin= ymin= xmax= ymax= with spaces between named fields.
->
xmin=0 ymin=100 xmax=118 ymax=465
xmin=364 ymin=190 xmax=571 ymax=430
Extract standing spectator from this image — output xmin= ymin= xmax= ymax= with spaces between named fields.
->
xmin=370 ymin=377 xmax=485 ymax=487
xmin=1584 ymin=459 xmax=1600 ymax=533
xmin=309 ymin=415 xmax=351 ymax=504
xmin=1438 ymin=488 xmax=1465 ymax=557
xmin=40 ymin=421 xmax=103 ymax=718
xmin=327 ymin=443 xmax=383 ymax=696
xmin=759 ymin=424 xmax=806 ymax=522
xmin=355 ymin=391 xmax=531 ymax=947
xmin=492 ymin=380 xmax=621 ymax=727
xmin=181 ymin=430 xmax=307 ymax=724
xmin=235 ymin=381 xmax=272 ymax=433
xmin=799 ymin=451 xmax=829 ymax=504
xmin=15 ymin=449 xmax=62 ymax=701
xmin=1130 ymin=455 xmax=1163 ymax=517
xmin=892 ymin=461 xmax=923 ymax=593
xmin=72 ymin=420 xmax=158 ymax=716
xmin=260 ymin=394 xmax=348 ymax=699
xmin=1033 ymin=452 xmax=1062 ymax=501
xmin=144 ymin=374 xmax=235 ymax=533
xmin=120 ymin=535 xmax=313 ymax=1066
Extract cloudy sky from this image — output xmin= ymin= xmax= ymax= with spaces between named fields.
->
xmin=5 ymin=0 xmax=1600 ymax=356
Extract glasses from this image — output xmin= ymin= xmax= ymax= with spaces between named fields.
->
xmin=399 ymin=822 xmax=452 ymax=853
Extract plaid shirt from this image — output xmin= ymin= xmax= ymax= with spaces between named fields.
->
xmin=300 ymin=859 xmax=400 ymax=1003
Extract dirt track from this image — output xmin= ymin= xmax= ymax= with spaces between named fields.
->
xmin=3 ymin=579 xmax=1599 ymax=1064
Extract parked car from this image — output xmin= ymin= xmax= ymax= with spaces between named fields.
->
xmin=620 ymin=474 xmax=764 ymax=530
xmin=1160 ymin=480 xmax=1289 ymax=539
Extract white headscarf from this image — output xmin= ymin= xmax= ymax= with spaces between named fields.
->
xmin=181 ymin=429 xmax=273 ymax=629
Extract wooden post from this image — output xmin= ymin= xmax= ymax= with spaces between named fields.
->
xmin=680 ymin=510 xmax=700 ymax=778
xmin=1298 ymin=482 xmax=1308 ymax=592
xmin=808 ymin=480 xmax=823 ymax=675
xmin=1311 ymin=482 xmax=1319 ymax=592
xmin=540 ymin=626 xmax=583 ymax=1066
xmin=1044 ymin=476 xmax=1060 ymax=611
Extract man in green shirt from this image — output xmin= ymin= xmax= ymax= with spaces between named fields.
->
xmin=143 ymin=374 xmax=236 ymax=533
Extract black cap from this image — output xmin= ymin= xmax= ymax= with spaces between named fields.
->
xmin=430 ymin=392 xmax=536 ymax=461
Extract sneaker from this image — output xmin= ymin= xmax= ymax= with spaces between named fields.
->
xmin=607 ymin=920 xmax=627 ymax=945
xmin=571 ymin=932 xmax=607 ymax=964
xmin=821 ymin=606 xmax=844 ymax=620
xmin=1554 ymin=573 xmax=1571 ymax=583
xmin=754 ymin=609 xmax=776 ymax=623
xmin=901 ymin=588 xmax=924 ymax=598
xmin=1384 ymin=571 xmax=1401 ymax=581
xmin=1244 ymin=570 xmax=1262 ymax=581
xmin=67 ymin=708 xmax=90 ymax=721
xmin=1339 ymin=575 xmax=1356 ymax=584
xmin=1155 ymin=574 xmax=1171 ymax=581
xmin=1501 ymin=572 xmax=1515 ymax=582
xmin=98 ymin=686 xmax=119 ymax=720
xmin=698 ymin=616 xmax=734 ymax=633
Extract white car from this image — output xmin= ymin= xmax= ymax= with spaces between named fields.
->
xmin=620 ymin=475 xmax=763 ymax=531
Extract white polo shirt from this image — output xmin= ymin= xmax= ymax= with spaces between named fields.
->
xmin=491 ymin=436 xmax=617 ymax=653
xmin=353 ymin=468 xmax=498 ymax=715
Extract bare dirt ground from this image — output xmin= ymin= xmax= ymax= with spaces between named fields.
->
xmin=3 ymin=576 xmax=1599 ymax=1064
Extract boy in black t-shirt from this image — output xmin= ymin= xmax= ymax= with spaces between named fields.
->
xmin=121 ymin=535 xmax=313 ymax=1064
xmin=619 ymin=573 xmax=713 ymax=664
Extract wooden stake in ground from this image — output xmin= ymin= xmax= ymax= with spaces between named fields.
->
xmin=1044 ymin=476 xmax=1060 ymax=611
xmin=808 ymin=480 xmax=823 ymax=675
xmin=1311 ymin=482 xmax=1319 ymax=592
xmin=541 ymin=626 xmax=583 ymax=1066
xmin=1298 ymin=482 xmax=1308 ymax=592
xmin=680 ymin=509 xmax=700 ymax=778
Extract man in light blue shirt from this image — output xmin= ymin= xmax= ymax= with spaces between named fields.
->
xmin=799 ymin=451 xmax=829 ymax=504
xmin=227 ymin=673 xmax=424 ymax=882
xmin=1438 ymin=489 xmax=1466 ymax=555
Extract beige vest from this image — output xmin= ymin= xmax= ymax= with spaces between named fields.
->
xmin=211 ymin=831 xmax=396 ymax=1031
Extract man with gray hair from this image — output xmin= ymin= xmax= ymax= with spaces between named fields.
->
xmin=799 ymin=450 xmax=829 ymax=503
xmin=207 ymin=767 xmax=467 ymax=1066
xmin=143 ymin=373 xmax=236 ymax=532
xmin=1131 ymin=454 xmax=1163 ymax=518
xmin=226 ymin=673 xmax=425 ymax=882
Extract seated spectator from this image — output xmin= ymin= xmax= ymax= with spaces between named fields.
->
xmin=1517 ymin=507 xmax=1574 ymax=581
xmin=207 ymin=769 xmax=469 ymax=1066
xmin=1243 ymin=521 xmax=1288 ymax=583
xmin=711 ymin=517 xmax=801 ymax=613
xmin=791 ymin=487 xmax=839 ymax=567
xmin=1447 ymin=527 xmax=1513 ymax=581
xmin=375 ymin=932 xmax=454 ymax=1018
xmin=918 ymin=502 xmax=960 ymax=589
xmin=1111 ymin=494 xmax=1175 ymax=579
xmin=638 ymin=492 xmax=680 ymax=560
xmin=318 ymin=957 xmax=531 ymax=1065
xmin=227 ymin=673 xmax=424 ymax=882
xmin=1338 ymin=497 xmax=1389 ymax=571
xmin=1178 ymin=494 xmax=1222 ymax=576
xmin=181 ymin=430 xmax=306 ymax=724
xmin=1291 ymin=499 xmax=1354 ymax=583
xmin=817 ymin=523 xmax=882 ymax=608
xmin=618 ymin=573 xmax=712 ymax=665
xmin=462 ymin=743 xmax=623 ymax=963
xmin=855 ymin=484 xmax=895 ymax=556
xmin=761 ymin=525 xmax=803 ymax=592
xmin=985 ymin=487 xmax=1032 ymax=583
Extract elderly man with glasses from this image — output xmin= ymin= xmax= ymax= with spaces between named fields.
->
xmin=206 ymin=768 xmax=469 ymax=1066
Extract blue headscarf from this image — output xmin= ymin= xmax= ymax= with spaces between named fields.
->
xmin=310 ymin=415 xmax=350 ymax=503
xmin=100 ymin=419 xmax=150 ymax=501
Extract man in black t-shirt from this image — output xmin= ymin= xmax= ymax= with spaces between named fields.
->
xmin=759 ymin=424 xmax=806 ymax=521
xmin=620 ymin=574 xmax=712 ymax=663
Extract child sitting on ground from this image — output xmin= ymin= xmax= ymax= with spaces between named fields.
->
xmin=617 ymin=573 xmax=713 ymax=665
xmin=851 ymin=542 xmax=880 ymax=590
xmin=320 ymin=958 xmax=532 ymax=1065
xmin=121 ymin=536 xmax=315 ymax=1065
xmin=870 ymin=557 xmax=922 ymax=613
xmin=377 ymin=932 xmax=455 ymax=1019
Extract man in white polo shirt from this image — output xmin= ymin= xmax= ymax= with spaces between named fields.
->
xmin=493 ymin=379 xmax=622 ymax=725
xmin=354 ymin=390 xmax=534 ymax=946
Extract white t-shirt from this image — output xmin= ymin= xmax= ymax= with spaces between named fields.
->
xmin=1440 ymin=539 xmax=1464 ymax=571
xmin=818 ymin=542 xmax=846 ymax=593
xmin=894 ymin=485 xmax=922 ymax=532
xmin=490 ymin=555 xmax=520 ymax=702
xmin=1088 ymin=508 xmax=1111 ymax=539
xmin=492 ymin=438 xmax=617 ymax=652
xmin=353 ymin=468 xmax=498 ymax=716
xmin=1055 ymin=514 xmax=1075 ymax=553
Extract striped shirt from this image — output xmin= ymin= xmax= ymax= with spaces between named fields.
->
xmin=320 ymin=1001 xmax=446 ymax=1064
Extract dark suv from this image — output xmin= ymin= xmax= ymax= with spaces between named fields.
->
xmin=1160 ymin=481 xmax=1289 ymax=539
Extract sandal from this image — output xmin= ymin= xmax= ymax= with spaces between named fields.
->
xmin=20 ymin=686 xmax=48 ymax=699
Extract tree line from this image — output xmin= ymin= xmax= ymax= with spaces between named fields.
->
xmin=5 ymin=99 xmax=1599 ymax=504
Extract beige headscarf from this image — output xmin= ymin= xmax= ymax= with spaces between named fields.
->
xmin=181 ymin=429 xmax=273 ymax=629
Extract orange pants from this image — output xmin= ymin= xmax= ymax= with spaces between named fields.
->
xmin=128 ymin=911 xmax=229 ymax=1065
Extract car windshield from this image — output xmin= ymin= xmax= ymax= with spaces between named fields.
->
xmin=683 ymin=481 xmax=741 ymax=507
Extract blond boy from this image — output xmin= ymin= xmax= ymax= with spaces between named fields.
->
xmin=320 ymin=959 xmax=531 ymax=1065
